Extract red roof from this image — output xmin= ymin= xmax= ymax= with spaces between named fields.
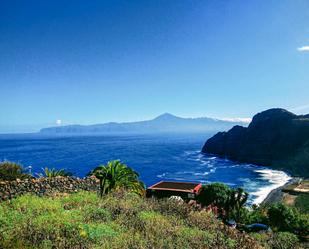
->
xmin=147 ymin=181 xmax=202 ymax=193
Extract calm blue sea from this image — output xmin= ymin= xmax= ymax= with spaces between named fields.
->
xmin=0 ymin=133 xmax=291 ymax=205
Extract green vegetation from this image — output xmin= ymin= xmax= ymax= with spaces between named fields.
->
xmin=197 ymin=183 xmax=248 ymax=221
xmin=197 ymin=183 xmax=308 ymax=246
xmin=295 ymin=193 xmax=309 ymax=214
xmin=89 ymin=160 xmax=145 ymax=197
xmin=0 ymin=161 xmax=308 ymax=248
xmin=238 ymin=203 xmax=309 ymax=239
xmin=197 ymin=182 xmax=232 ymax=208
xmin=267 ymin=203 xmax=307 ymax=235
xmin=251 ymin=232 xmax=300 ymax=249
xmin=0 ymin=161 xmax=30 ymax=181
xmin=39 ymin=167 xmax=73 ymax=177
xmin=0 ymin=191 xmax=262 ymax=249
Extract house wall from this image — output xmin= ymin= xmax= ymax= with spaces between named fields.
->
xmin=146 ymin=189 xmax=197 ymax=200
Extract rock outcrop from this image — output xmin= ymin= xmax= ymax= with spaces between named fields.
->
xmin=202 ymin=108 xmax=309 ymax=177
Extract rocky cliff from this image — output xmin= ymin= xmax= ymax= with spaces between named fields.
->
xmin=202 ymin=108 xmax=309 ymax=177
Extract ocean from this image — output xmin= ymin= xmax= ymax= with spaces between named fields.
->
xmin=0 ymin=133 xmax=291 ymax=205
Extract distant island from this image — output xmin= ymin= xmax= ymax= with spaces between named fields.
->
xmin=40 ymin=113 xmax=249 ymax=134
xmin=202 ymin=108 xmax=309 ymax=177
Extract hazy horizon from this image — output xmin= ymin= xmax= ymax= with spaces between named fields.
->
xmin=0 ymin=112 xmax=253 ymax=134
xmin=1 ymin=1 xmax=309 ymax=133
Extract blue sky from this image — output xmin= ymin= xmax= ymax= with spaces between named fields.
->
xmin=1 ymin=0 xmax=309 ymax=132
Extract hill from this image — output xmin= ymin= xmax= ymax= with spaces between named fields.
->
xmin=0 ymin=190 xmax=264 ymax=249
xmin=40 ymin=113 xmax=248 ymax=134
xmin=202 ymin=108 xmax=309 ymax=177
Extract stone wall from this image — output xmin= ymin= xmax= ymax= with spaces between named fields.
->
xmin=0 ymin=176 xmax=100 ymax=201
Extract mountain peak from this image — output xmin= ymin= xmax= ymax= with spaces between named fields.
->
xmin=40 ymin=112 xmax=247 ymax=134
xmin=153 ymin=113 xmax=180 ymax=121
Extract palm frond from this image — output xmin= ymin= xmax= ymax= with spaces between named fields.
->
xmin=42 ymin=167 xmax=73 ymax=177
xmin=90 ymin=160 xmax=145 ymax=197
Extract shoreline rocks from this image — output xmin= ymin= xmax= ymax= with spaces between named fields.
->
xmin=261 ymin=177 xmax=300 ymax=205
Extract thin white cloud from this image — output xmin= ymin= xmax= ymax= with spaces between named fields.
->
xmin=56 ymin=119 xmax=62 ymax=125
xmin=290 ymin=104 xmax=309 ymax=112
xmin=216 ymin=117 xmax=252 ymax=123
xmin=297 ymin=46 xmax=309 ymax=52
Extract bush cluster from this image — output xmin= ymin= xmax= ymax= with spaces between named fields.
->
xmin=251 ymin=232 xmax=301 ymax=249
xmin=0 ymin=161 xmax=30 ymax=181
xmin=238 ymin=202 xmax=309 ymax=239
xmin=295 ymin=193 xmax=309 ymax=214
xmin=0 ymin=190 xmax=263 ymax=249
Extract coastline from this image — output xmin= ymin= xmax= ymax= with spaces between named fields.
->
xmin=261 ymin=177 xmax=300 ymax=205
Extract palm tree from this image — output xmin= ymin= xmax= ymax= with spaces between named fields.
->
xmin=39 ymin=167 xmax=73 ymax=178
xmin=234 ymin=188 xmax=248 ymax=208
xmin=226 ymin=187 xmax=248 ymax=221
xmin=89 ymin=160 xmax=145 ymax=197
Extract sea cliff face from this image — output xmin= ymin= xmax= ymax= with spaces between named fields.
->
xmin=202 ymin=108 xmax=309 ymax=177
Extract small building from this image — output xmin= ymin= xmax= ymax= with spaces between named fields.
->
xmin=146 ymin=181 xmax=202 ymax=200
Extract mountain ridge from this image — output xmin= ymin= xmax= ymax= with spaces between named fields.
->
xmin=40 ymin=113 xmax=249 ymax=134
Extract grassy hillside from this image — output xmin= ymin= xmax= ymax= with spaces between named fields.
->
xmin=295 ymin=193 xmax=309 ymax=214
xmin=1 ymin=190 xmax=308 ymax=249
xmin=0 ymin=191 xmax=264 ymax=249
xmin=281 ymin=179 xmax=309 ymax=214
xmin=0 ymin=161 xmax=307 ymax=248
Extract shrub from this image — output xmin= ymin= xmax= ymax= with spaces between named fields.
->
xmin=0 ymin=190 xmax=287 ymax=249
xmin=250 ymin=232 xmax=270 ymax=248
xmin=40 ymin=167 xmax=73 ymax=177
xmin=293 ymin=213 xmax=309 ymax=237
xmin=244 ymin=204 xmax=269 ymax=225
xmin=197 ymin=183 xmax=231 ymax=208
xmin=0 ymin=192 xmax=123 ymax=249
xmin=83 ymin=207 xmax=111 ymax=222
xmin=187 ymin=210 xmax=219 ymax=231
xmin=108 ymin=230 xmax=147 ymax=249
xmin=270 ymin=232 xmax=299 ymax=249
xmin=295 ymin=193 xmax=309 ymax=214
xmin=174 ymin=227 xmax=215 ymax=249
xmin=266 ymin=202 xmax=309 ymax=237
xmin=100 ymin=190 xmax=148 ymax=218
xmin=138 ymin=210 xmax=174 ymax=233
xmin=61 ymin=191 xmax=100 ymax=210
xmin=197 ymin=183 xmax=248 ymax=222
xmin=77 ymin=223 xmax=120 ymax=244
xmin=9 ymin=194 xmax=63 ymax=215
xmin=0 ymin=161 xmax=30 ymax=181
xmin=149 ymin=197 xmax=191 ymax=219
xmin=267 ymin=203 xmax=298 ymax=232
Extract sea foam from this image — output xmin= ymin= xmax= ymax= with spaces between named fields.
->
xmin=157 ymin=151 xmax=292 ymax=205
xmin=250 ymin=169 xmax=291 ymax=205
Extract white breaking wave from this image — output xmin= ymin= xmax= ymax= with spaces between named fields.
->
xmin=158 ymin=151 xmax=292 ymax=205
xmin=194 ymin=172 xmax=210 ymax=176
xmin=251 ymin=169 xmax=292 ymax=205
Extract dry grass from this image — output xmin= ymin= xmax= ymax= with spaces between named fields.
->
xmin=282 ymin=193 xmax=297 ymax=206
